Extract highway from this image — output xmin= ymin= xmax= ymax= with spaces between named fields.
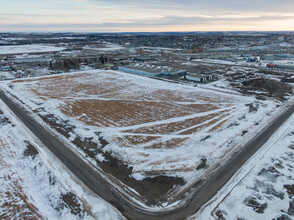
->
xmin=1 ymin=89 xmax=293 ymax=220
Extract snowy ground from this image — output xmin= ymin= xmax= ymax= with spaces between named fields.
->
xmin=83 ymin=43 xmax=124 ymax=51
xmin=192 ymin=59 xmax=240 ymax=65
xmin=0 ymin=40 xmax=9 ymax=44
xmin=0 ymin=44 xmax=65 ymax=55
xmin=0 ymin=71 xmax=14 ymax=79
xmin=190 ymin=58 xmax=270 ymax=68
xmin=2 ymin=70 xmax=281 ymax=187
xmin=136 ymin=46 xmax=182 ymax=51
xmin=0 ymin=100 xmax=123 ymax=220
xmin=191 ymin=112 xmax=294 ymax=220
xmin=271 ymin=60 xmax=294 ymax=65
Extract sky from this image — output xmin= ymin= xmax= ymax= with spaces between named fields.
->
xmin=0 ymin=0 xmax=294 ymax=32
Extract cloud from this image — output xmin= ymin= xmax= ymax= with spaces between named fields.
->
xmin=136 ymin=15 xmax=294 ymax=26
xmin=0 ymin=14 xmax=293 ymax=32
xmin=0 ymin=0 xmax=294 ymax=32
xmin=92 ymin=0 xmax=294 ymax=13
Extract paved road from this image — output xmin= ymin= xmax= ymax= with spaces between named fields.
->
xmin=1 ymin=89 xmax=293 ymax=220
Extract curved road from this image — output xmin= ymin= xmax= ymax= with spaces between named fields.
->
xmin=1 ymin=89 xmax=293 ymax=220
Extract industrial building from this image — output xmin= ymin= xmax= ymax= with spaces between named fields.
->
xmin=185 ymin=74 xmax=213 ymax=82
xmin=118 ymin=66 xmax=155 ymax=77
xmin=157 ymin=70 xmax=187 ymax=77
xmin=118 ymin=66 xmax=186 ymax=78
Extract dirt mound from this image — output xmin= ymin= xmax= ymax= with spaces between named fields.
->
xmin=242 ymin=78 xmax=292 ymax=100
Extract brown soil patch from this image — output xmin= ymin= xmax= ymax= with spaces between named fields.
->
xmin=124 ymin=110 xmax=229 ymax=135
xmin=178 ymin=113 xmax=230 ymax=135
xmin=0 ymin=177 xmax=44 ymax=220
xmin=60 ymin=99 xmax=219 ymax=127
xmin=208 ymin=117 xmax=231 ymax=132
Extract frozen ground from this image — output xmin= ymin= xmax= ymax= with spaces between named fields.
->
xmin=3 ymin=70 xmax=281 ymax=187
xmin=0 ymin=44 xmax=65 ymax=55
xmin=191 ymin=111 xmax=294 ymax=220
xmin=0 ymin=100 xmax=123 ymax=220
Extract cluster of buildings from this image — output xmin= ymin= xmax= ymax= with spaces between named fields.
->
xmin=0 ymin=32 xmax=293 ymax=85
xmin=117 ymin=66 xmax=213 ymax=83
xmin=0 ymin=61 xmax=10 ymax=71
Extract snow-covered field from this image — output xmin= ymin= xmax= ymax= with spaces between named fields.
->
xmin=83 ymin=44 xmax=124 ymax=51
xmin=0 ymin=40 xmax=9 ymax=44
xmin=190 ymin=58 xmax=269 ymax=68
xmin=0 ymin=71 xmax=14 ymax=79
xmin=4 ymin=70 xmax=281 ymax=187
xmin=0 ymin=44 xmax=65 ymax=55
xmin=0 ymin=100 xmax=123 ymax=220
xmin=191 ymin=112 xmax=294 ymax=220
xmin=192 ymin=59 xmax=239 ymax=65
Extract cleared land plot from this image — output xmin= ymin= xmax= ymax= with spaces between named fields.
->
xmin=7 ymin=70 xmax=278 ymax=203
xmin=11 ymin=71 xmax=246 ymax=171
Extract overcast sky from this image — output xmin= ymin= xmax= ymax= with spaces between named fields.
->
xmin=1 ymin=0 xmax=294 ymax=32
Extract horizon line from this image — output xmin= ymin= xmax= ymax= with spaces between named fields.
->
xmin=1 ymin=30 xmax=294 ymax=34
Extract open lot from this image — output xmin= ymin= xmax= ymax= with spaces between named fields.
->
xmin=5 ymin=70 xmax=280 ymax=206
